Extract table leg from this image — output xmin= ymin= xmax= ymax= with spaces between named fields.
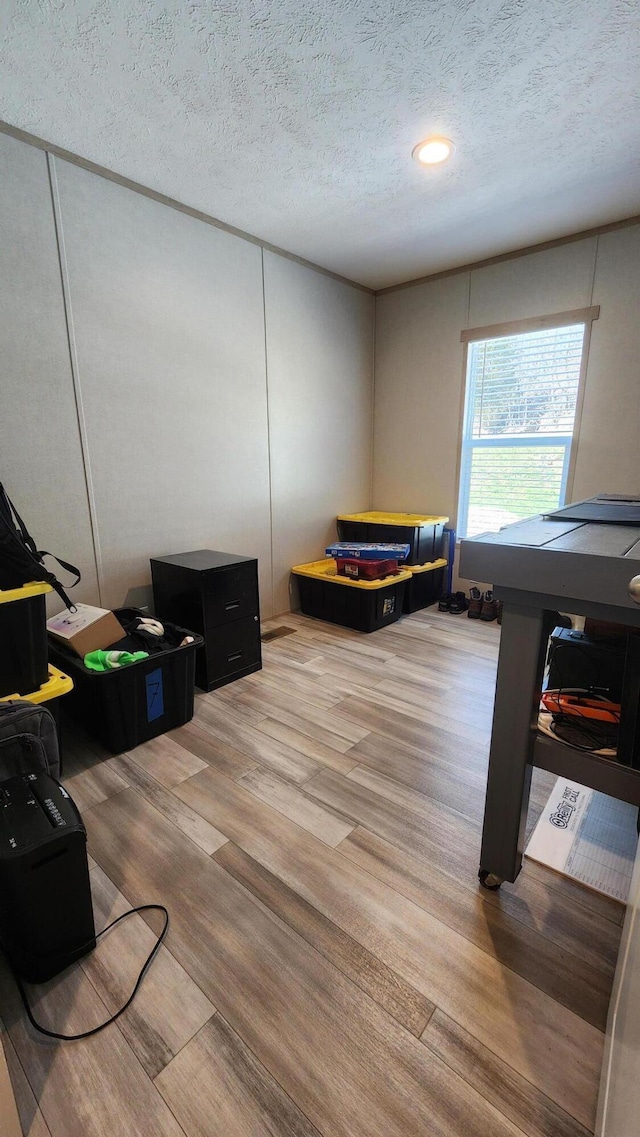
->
xmin=479 ymin=602 xmax=556 ymax=887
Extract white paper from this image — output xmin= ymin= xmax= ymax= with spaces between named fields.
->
xmin=525 ymin=777 xmax=638 ymax=902
xmin=46 ymin=604 xmax=111 ymax=639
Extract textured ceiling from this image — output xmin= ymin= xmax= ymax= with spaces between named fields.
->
xmin=1 ymin=0 xmax=639 ymax=288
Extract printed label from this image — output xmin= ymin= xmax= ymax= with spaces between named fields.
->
xmin=43 ymin=797 xmax=67 ymax=827
xmin=549 ymin=784 xmax=580 ymax=828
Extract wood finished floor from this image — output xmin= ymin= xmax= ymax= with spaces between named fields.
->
xmin=1 ymin=607 xmax=624 ymax=1137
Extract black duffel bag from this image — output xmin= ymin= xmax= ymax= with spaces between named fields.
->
xmin=0 ymin=483 xmax=80 ymax=609
xmin=0 ymin=702 xmax=60 ymax=782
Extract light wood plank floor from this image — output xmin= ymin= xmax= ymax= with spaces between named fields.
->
xmin=1 ymin=607 xmax=624 ymax=1137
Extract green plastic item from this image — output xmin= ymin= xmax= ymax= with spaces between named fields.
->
xmin=84 ymin=649 xmax=149 ymax=672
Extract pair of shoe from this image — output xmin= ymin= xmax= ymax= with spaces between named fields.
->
xmin=468 ymin=587 xmax=501 ymax=622
xmin=438 ymin=591 xmax=469 ymax=614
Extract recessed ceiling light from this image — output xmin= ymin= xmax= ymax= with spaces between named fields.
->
xmin=412 ymin=137 xmax=455 ymax=165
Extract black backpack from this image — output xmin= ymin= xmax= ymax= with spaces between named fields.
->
xmin=0 ymin=702 xmax=61 ymax=782
xmin=0 ymin=483 xmax=80 ymax=610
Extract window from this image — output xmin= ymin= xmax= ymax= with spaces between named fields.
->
xmin=457 ymin=320 xmax=588 ymax=539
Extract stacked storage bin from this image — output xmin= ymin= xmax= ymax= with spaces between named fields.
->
xmin=291 ymin=511 xmax=450 ymax=633
xmin=291 ymin=559 xmax=411 ymax=632
xmin=336 ymin=512 xmax=448 ymax=614
xmin=0 ymin=581 xmax=73 ymax=732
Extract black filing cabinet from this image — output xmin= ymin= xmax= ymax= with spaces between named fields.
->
xmin=150 ymin=550 xmax=261 ymax=692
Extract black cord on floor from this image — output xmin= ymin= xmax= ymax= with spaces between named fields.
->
xmin=9 ymin=904 xmax=169 ymax=1041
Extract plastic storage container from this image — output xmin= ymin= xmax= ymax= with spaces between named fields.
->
xmin=0 ymin=664 xmax=73 ymax=707
xmin=336 ymin=512 xmax=448 ymax=566
xmin=292 ymin=560 xmax=411 ymax=632
xmin=48 ymin=609 xmax=203 ymax=754
xmin=336 ymin=558 xmax=399 ymax=581
xmin=402 ymin=559 xmax=448 ymax=613
xmin=0 ymin=581 xmax=51 ymax=698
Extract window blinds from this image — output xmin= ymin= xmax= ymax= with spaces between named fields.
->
xmin=458 ymin=323 xmax=586 ymax=538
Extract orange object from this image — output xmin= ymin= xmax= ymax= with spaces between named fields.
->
xmin=541 ymin=692 xmax=621 ymax=723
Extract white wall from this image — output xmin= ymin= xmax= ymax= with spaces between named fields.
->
xmin=373 ymin=273 xmax=469 ymax=518
xmin=0 ymin=133 xmax=99 ymax=607
xmin=52 ymin=158 xmax=272 ymax=612
xmin=573 ymin=226 xmax=640 ymax=500
xmin=0 ymin=132 xmax=374 ymax=618
xmin=374 ymin=227 xmax=640 ymax=571
xmin=264 ymin=253 xmax=373 ymax=614
xmin=467 ymin=239 xmax=597 ymax=328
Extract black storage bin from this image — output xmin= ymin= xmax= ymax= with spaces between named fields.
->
xmin=0 ymin=583 xmax=50 ymax=698
xmin=48 ymin=608 xmax=203 ymax=754
xmin=403 ymin=560 xmax=447 ymax=613
xmin=292 ymin=561 xmax=409 ymax=633
xmin=336 ymin=512 xmax=447 ymax=566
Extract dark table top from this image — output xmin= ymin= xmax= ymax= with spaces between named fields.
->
xmin=460 ymin=514 xmax=640 ymax=622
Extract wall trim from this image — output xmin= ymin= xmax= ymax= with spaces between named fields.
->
xmin=369 ymin=295 xmax=377 ymax=510
xmin=376 ymin=218 xmax=640 ymax=296
xmin=260 ymin=247 xmax=276 ymax=619
xmin=460 ymin=305 xmax=600 ymax=343
xmin=0 ymin=119 xmax=373 ymax=296
xmin=47 ymin=152 xmax=105 ymax=605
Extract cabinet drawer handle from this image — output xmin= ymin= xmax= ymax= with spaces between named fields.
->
xmin=629 ymin=576 xmax=640 ymax=604
xmin=225 ymin=600 xmax=240 ymax=611
xmin=227 ymin=651 xmax=243 ymax=662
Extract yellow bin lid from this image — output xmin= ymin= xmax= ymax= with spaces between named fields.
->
xmin=0 ymin=664 xmax=73 ymax=704
xmin=291 ymin=559 xmax=412 ymax=589
xmin=0 ymin=581 xmax=52 ymax=605
xmin=337 ymin=511 xmax=449 ymax=527
xmin=404 ymin=558 xmax=448 ymax=575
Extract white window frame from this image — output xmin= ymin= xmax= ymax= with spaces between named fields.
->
xmin=456 ymin=306 xmax=599 ymax=540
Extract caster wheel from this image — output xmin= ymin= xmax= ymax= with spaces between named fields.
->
xmin=479 ymin=869 xmax=503 ymax=890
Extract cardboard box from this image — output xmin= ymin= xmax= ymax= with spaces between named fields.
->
xmin=47 ymin=605 xmax=126 ymax=658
